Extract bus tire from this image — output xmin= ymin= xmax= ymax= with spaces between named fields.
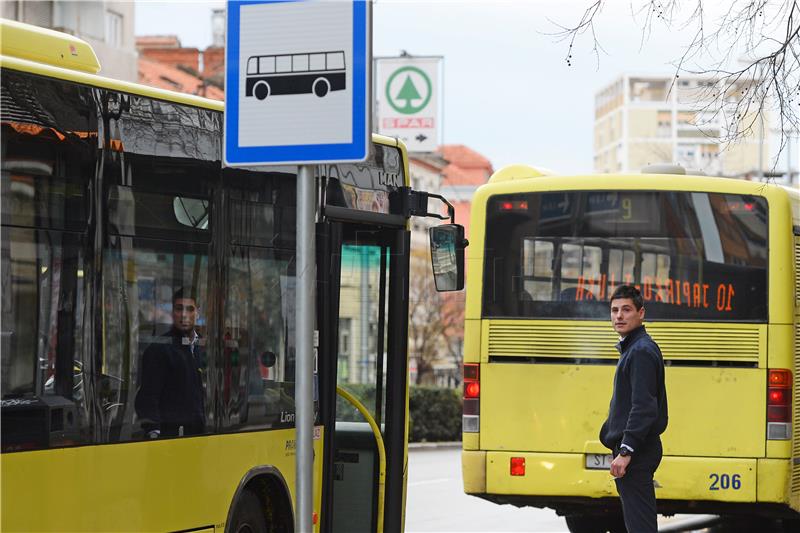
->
xmin=312 ymin=78 xmax=330 ymax=97
xmin=254 ymin=81 xmax=270 ymax=101
xmin=229 ymin=489 xmax=268 ymax=533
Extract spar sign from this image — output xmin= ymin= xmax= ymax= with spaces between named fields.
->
xmin=375 ymin=56 xmax=441 ymax=152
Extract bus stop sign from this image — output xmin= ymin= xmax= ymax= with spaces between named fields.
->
xmin=224 ymin=0 xmax=370 ymax=166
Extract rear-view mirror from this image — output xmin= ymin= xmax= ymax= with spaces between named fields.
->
xmin=429 ymin=224 xmax=467 ymax=292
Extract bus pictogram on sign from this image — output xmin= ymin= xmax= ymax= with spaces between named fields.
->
xmin=245 ymin=50 xmax=346 ymax=100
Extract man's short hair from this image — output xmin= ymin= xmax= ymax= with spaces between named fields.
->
xmin=172 ymin=287 xmax=197 ymax=304
xmin=610 ymin=285 xmax=643 ymax=310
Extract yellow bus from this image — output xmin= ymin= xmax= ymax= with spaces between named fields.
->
xmin=0 ymin=19 xmax=465 ymax=533
xmin=461 ymin=164 xmax=800 ymax=531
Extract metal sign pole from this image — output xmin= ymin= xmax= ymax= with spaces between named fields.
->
xmin=295 ymin=164 xmax=316 ymax=533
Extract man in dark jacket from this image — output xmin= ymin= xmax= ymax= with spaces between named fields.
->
xmin=600 ymin=285 xmax=668 ymax=533
xmin=135 ymin=288 xmax=206 ymax=438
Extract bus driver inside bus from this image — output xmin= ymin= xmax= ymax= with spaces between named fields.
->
xmin=135 ymin=288 xmax=206 ymax=438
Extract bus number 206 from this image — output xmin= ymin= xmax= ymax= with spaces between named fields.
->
xmin=709 ymin=473 xmax=741 ymax=491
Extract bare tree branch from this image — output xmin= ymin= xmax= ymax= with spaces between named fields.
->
xmin=547 ymin=0 xmax=607 ymax=69
xmin=557 ymin=1 xmax=800 ymax=174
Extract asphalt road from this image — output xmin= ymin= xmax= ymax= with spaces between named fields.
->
xmin=405 ymin=446 xmax=568 ymax=532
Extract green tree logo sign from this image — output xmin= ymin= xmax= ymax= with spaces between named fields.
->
xmin=386 ymin=66 xmax=432 ymax=115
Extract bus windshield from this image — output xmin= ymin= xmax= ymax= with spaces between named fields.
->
xmin=482 ymin=190 xmax=768 ymax=321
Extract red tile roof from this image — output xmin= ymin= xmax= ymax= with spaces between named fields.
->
xmin=438 ymin=144 xmax=493 ymax=186
xmin=138 ymin=57 xmax=223 ymax=100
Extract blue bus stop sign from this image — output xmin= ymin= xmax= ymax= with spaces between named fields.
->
xmin=224 ymin=0 xmax=370 ymax=166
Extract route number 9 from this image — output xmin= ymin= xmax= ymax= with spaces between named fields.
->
xmin=621 ymin=198 xmax=632 ymax=220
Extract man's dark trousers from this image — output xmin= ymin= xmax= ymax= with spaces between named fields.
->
xmin=614 ymin=438 xmax=662 ymax=533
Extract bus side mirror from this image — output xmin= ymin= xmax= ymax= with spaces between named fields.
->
xmin=429 ymin=224 xmax=468 ymax=292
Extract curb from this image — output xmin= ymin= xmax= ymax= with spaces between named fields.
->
xmin=408 ymin=441 xmax=462 ymax=450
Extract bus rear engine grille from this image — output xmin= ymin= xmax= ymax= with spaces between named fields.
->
xmin=486 ymin=322 xmax=761 ymax=362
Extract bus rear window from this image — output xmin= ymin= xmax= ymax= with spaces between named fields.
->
xmin=482 ymin=191 xmax=768 ymax=321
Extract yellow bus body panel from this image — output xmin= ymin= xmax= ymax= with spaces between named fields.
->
xmin=462 ymin=450 xmax=488 ymax=493
xmin=480 ymin=347 xmax=765 ymax=457
xmin=1 ymin=429 xmax=324 ymax=532
xmin=0 ymin=18 xmax=100 ymax=73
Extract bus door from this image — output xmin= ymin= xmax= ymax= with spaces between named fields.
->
xmin=316 ymin=141 xmax=465 ymax=532
xmin=316 ymin=143 xmax=411 ymax=533
xmin=318 ymin=222 xmax=409 ymax=533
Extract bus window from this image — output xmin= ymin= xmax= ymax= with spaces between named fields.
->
xmin=104 ymin=181 xmax=213 ymax=442
xmin=608 ymin=248 xmax=636 ymax=287
xmin=484 ymin=191 xmax=768 ymax=320
xmin=521 ymin=239 xmax=553 ymax=301
xmin=309 ymin=53 xmax=325 ymax=71
xmin=247 ymin=57 xmax=258 ymax=75
xmin=326 ymin=51 xmax=345 ymax=70
xmin=559 ymin=243 xmax=602 ymax=300
xmin=220 ymin=168 xmax=297 ymax=432
xmin=259 ymin=56 xmax=275 ymax=74
xmin=276 ymin=55 xmax=292 ymax=73
xmin=293 ymin=54 xmax=309 ymax=72
xmin=1 ymin=72 xmax=95 ymax=451
xmin=642 ymin=252 xmax=671 ymax=282
xmin=101 ymin=102 xmax=217 ymax=441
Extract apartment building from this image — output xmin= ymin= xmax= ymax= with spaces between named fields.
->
xmin=2 ymin=0 xmax=138 ymax=82
xmin=594 ymin=74 xmax=769 ymax=177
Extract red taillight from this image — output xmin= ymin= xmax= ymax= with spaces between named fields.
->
xmin=769 ymin=389 xmax=788 ymax=405
xmin=767 ymin=369 xmax=792 ymax=423
xmin=463 ymin=364 xmax=480 ymax=399
xmin=769 ymin=369 xmax=791 ymax=387
xmin=510 ymin=457 xmax=526 ymax=476
xmin=462 ymin=363 xmax=480 ymax=433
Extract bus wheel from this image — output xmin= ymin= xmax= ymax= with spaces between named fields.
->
xmin=229 ymin=489 xmax=268 ymax=533
xmin=254 ymin=82 xmax=270 ymax=101
xmin=312 ymin=78 xmax=330 ymax=97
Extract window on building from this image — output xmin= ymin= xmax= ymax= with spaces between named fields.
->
xmin=105 ymin=10 xmax=123 ymax=47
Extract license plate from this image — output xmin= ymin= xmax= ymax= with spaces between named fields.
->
xmin=585 ymin=453 xmax=613 ymax=470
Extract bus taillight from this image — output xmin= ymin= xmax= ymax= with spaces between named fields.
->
xmin=767 ymin=369 xmax=792 ymax=440
xmin=463 ymin=363 xmax=480 ymax=433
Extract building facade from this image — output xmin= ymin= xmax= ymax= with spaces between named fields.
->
xmin=407 ymin=146 xmax=493 ymax=388
xmin=2 ymin=0 xmax=138 ymax=82
xmin=594 ymin=74 xmax=769 ymax=177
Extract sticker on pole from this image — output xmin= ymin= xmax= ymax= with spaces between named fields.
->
xmin=225 ymin=0 xmax=370 ymax=166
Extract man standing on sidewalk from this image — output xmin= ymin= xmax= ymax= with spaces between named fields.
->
xmin=600 ymin=285 xmax=669 ymax=532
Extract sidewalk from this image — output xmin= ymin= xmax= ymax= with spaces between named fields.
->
xmin=408 ymin=441 xmax=462 ymax=450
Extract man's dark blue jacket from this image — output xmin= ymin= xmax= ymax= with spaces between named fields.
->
xmin=135 ymin=328 xmax=206 ymax=435
xmin=599 ymin=325 xmax=668 ymax=452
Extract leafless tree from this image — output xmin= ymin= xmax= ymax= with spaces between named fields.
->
xmin=408 ymin=255 xmax=464 ymax=386
xmin=554 ymin=1 xmax=800 ymax=167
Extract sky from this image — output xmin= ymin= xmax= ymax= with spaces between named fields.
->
xmin=135 ymin=0 xmax=787 ymax=175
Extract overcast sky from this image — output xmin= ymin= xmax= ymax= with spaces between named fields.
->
xmin=135 ymin=0 xmax=784 ymax=174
